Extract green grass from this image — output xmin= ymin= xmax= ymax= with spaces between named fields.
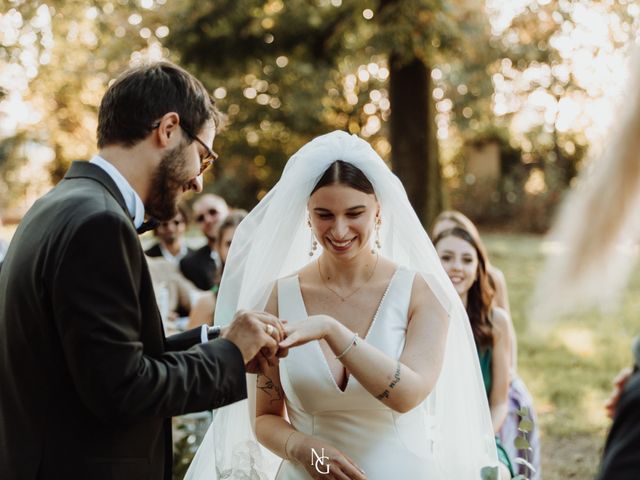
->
xmin=484 ymin=233 xmax=640 ymax=479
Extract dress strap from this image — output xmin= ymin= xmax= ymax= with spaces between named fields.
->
xmin=378 ymin=266 xmax=416 ymax=328
xmin=394 ymin=266 xmax=417 ymax=294
xmin=277 ymin=275 xmax=307 ymax=323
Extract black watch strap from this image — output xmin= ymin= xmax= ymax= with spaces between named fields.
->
xmin=207 ymin=325 xmax=221 ymax=341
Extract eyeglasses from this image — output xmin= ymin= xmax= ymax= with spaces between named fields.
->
xmin=195 ymin=208 xmax=219 ymax=223
xmin=151 ymin=121 xmax=218 ymax=175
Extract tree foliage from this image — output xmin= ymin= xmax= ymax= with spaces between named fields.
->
xmin=166 ymin=0 xmax=492 ymax=222
xmin=1 ymin=0 xmax=170 ymax=211
xmin=492 ymin=0 xmax=637 ymax=186
xmin=3 ymin=0 xmax=635 ymax=230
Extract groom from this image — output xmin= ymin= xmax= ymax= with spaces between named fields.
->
xmin=0 ymin=62 xmax=283 ymax=479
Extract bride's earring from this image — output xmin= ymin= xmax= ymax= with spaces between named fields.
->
xmin=308 ymin=218 xmax=318 ymax=257
xmin=372 ymin=215 xmax=382 ymax=254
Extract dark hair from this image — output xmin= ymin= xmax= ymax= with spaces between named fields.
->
xmin=153 ymin=203 xmax=190 ymax=235
xmin=217 ymin=209 xmax=247 ymax=242
xmin=311 ymin=160 xmax=375 ymax=195
xmin=434 ymin=226 xmax=495 ymax=349
xmin=97 ymin=61 xmax=222 ymax=148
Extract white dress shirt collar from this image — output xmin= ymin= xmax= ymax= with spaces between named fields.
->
xmin=90 ymin=155 xmax=145 ymax=229
xmin=159 ymin=243 xmax=189 ymax=266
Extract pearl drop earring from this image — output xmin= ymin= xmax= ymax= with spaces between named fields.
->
xmin=372 ymin=215 xmax=382 ymax=254
xmin=308 ymin=218 xmax=318 ymax=257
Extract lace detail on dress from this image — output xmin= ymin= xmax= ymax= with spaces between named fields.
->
xmin=217 ymin=440 xmax=271 ymax=480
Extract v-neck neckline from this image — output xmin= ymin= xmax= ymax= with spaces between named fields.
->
xmin=294 ymin=267 xmax=401 ymax=393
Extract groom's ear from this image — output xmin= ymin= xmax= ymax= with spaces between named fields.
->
xmin=155 ymin=112 xmax=180 ymax=147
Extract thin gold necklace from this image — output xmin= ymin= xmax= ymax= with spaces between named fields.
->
xmin=317 ymin=254 xmax=379 ymax=302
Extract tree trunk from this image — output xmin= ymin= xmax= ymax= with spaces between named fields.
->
xmin=388 ymin=53 xmax=443 ymax=227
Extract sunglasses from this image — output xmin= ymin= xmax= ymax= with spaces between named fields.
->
xmin=195 ymin=208 xmax=219 ymax=223
xmin=151 ymin=121 xmax=218 ymax=175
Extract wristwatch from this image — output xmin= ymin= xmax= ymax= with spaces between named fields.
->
xmin=207 ymin=325 xmax=222 ymax=341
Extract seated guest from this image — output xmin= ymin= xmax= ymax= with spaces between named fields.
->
xmin=432 ymin=210 xmax=511 ymax=313
xmin=146 ymin=256 xmax=198 ymax=332
xmin=212 ymin=209 xmax=247 ymax=289
xmin=432 ymin=210 xmax=541 ymax=480
xmin=434 ymin=227 xmax=514 ymax=480
xmin=180 ymin=193 xmax=228 ymax=290
xmin=188 ymin=210 xmax=246 ymax=328
xmin=145 ymin=204 xmax=193 ymax=266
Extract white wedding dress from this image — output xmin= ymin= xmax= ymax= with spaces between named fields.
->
xmin=185 ymin=131 xmax=498 ymax=480
xmin=274 ymin=267 xmax=440 ymax=479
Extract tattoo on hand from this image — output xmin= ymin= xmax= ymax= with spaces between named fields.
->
xmin=375 ymin=362 xmax=402 ymax=401
xmin=257 ymin=374 xmax=284 ymax=403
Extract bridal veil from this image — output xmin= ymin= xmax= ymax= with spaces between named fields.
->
xmin=186 ymin=130 xmax=498 ymax=479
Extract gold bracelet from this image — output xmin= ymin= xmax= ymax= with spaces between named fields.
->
xmin=335 ymin=333 xmax=359 ymax=360
xmin=284 ymin=430 xmax=297 ymax=460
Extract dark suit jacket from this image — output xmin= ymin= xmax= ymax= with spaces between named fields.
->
xmin=145 ymin=243 xmax=164 ymax=258
xmin=598 ymin=370 xmax=640 ymax=479
xmin=0 ymin=161 xmax=247 ymax=480
xmin=180 ymin=245 xmax=218 ymax=291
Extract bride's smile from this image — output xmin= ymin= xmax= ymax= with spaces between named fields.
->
xmin=326 ymin=236 xmax=356 ymax=251
xmin=308 ymin=183 xmax=379 ymax=259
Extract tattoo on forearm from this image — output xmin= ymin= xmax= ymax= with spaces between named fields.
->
xmin=375 ymin=362 xmax=402 ymax=401
xmin=257 ymin=374 xmax=284 ymax=403
xmin=375 ymin=389 xmax=390 ymax=400
xmin=389 ymin=362 xmax=401 ymax=388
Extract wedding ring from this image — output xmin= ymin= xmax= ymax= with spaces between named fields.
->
xmin=265 ymin=324 xmax=274 ymax=336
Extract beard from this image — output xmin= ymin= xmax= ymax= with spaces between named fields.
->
xmin=146 ymin=142 xmax=190 ymax=221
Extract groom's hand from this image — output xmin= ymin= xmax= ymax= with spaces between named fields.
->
xmin=222 ymin=310 xmax=286 ymax=373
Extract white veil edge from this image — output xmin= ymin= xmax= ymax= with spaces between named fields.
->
xmin=186 ymin=131 xmax=498 ymax=479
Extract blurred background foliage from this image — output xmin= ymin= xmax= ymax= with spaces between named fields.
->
xmin=1 ymin=0 xmax=639 ymax=228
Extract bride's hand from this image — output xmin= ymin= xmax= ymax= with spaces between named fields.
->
xmin=278 ymin=315 xmax=335 ymax=349
xmin=288 ymin=433 xmax=367 ymax=480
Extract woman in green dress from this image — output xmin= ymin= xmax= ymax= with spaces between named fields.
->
xmin=434 ymin=226 xmax=515 ymax=480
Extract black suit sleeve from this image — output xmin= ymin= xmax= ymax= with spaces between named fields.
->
xmin=51 ymin=213 xmax=246 ymax=424
xmin=598 ymin=371 xmax=640 ymax=479
xmin=165 ymin=327 xmax=206 ymax=352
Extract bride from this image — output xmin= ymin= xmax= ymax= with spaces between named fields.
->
xmin=186 ymin=131 xmax=498 ymax=479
